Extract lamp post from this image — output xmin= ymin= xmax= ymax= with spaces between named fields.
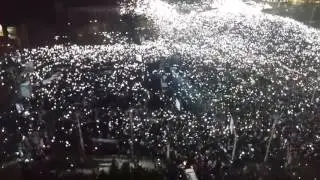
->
xmin=75 ymin=111 xmax=86 ymax=162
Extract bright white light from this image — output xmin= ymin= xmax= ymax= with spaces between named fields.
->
xmin=219 ymin=0 xmax=264 ymax=14
xmin=0 ymin=24 xmax=3 ymax=36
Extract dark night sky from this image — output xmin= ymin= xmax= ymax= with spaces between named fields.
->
xmin=0 ymin=0 xmax=54 ymax=24
xmin=0 ymin=0 xmax=118 ymax=24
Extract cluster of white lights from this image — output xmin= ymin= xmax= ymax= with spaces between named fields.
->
xmin=0 ymin=0 xmax=319 ymax=178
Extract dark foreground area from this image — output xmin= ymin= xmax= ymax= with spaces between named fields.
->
xmin=1 ymin=157 xmax=318 ymax=180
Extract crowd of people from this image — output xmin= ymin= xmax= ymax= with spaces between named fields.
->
xmin=0 ymin=0 xmax=320 ymax=179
